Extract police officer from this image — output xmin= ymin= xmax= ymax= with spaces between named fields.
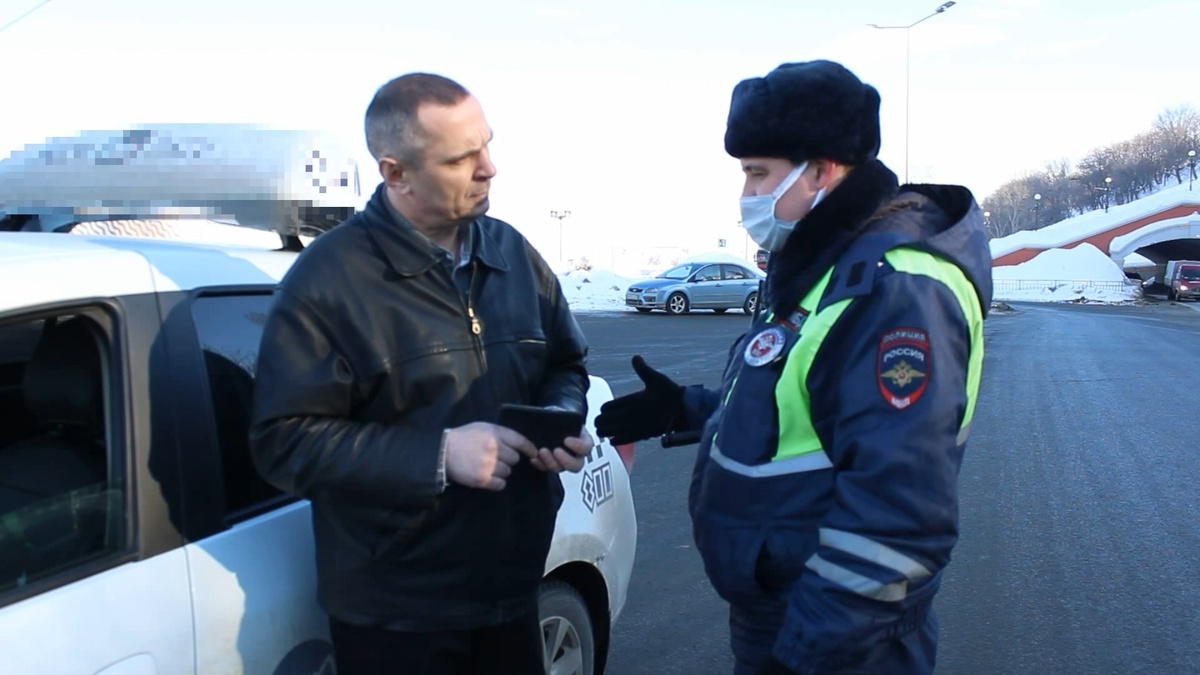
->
xmin=596 ymin=60 xmax=992 ymax=674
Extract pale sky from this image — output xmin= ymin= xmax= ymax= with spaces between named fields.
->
xmin=1 ymin=0 xmax=1197 ymax=262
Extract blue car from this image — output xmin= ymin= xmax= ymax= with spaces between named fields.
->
xmin=625 ymin=260 xmax=765 ymax=315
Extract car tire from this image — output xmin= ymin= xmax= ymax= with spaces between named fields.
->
xmin=540 ymin=580 xmax=594 ymax=675
xmin=743 ymin=292 xmax=757 ymax=315
xmin=666 ymin=292 xmax=689 ymax=315
xmin=635 ymin=308 xmax=652 ymax=314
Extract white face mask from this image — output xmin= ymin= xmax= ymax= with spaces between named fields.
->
xmin=739 ymin=161 xmax=826 ymax=252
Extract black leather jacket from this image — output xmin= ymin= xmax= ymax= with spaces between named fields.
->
xmin=249 ymin=183 xmax=589 ymax=630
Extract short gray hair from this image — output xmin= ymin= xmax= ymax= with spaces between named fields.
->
xmin=364 ymin=73 xmax=470 ymax=167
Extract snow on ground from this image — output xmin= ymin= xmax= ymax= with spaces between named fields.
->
xmin=557 ymin=268 xmax=638 ymax=312
xmin=991 ymin=243 xmax=1141 ymax=304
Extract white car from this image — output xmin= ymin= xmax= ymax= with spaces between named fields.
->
xmin=0 ymin=225 xmax=638 ymax=674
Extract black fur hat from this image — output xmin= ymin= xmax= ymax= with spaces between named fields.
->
xmin=724 ymin=60 xmax=882 ymax=165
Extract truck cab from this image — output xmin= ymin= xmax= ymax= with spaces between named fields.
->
xmin=1164 ymin=260 xmax=1200 ymax=301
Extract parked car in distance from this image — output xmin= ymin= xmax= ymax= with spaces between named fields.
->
xmin=624 ymin=260 xmax=765 ymax=315
xmin=755 ymin=249 xmax=770 ymax=271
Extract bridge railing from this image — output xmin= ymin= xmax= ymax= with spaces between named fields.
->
xmin=992 ymin=279 xmax=1142 ymax=293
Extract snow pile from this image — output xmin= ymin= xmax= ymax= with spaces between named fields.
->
xmin=557 ymin=268 xmax=638 ymax=312
xmin=991 ymin=243 xmax=1141 ymax=303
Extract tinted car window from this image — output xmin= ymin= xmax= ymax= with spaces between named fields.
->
xmin=0 ymin=313 xmax=124 ymax=597
xmin=694 ymin=265 xmax=721 ymax=282
xmin=190 ymin=293 xmax=284 ymax=519
xmin=723 ymin=265 xmax=752 ymax=280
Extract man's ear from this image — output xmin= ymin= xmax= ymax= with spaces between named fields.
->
xmin=379 ymin=158 xmax=412 ymax=194
xmin=810 ymin=159 xmax=841 ymax=189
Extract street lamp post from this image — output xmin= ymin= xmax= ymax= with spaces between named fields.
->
xmin=1189 ymin=150 xmax=1196 ymax=191
xmin=1104 ymin=176 xmax=1112 ymax=212
xmin=549 ymin=210 xmax=571 ymax=262
xmin=868 ymin=1 xmax=956 ymax=184
xmin=983 ymin=210 xmax=990 ymax=233
xmin=1033 ymin=193 xmax=1042 ymax=229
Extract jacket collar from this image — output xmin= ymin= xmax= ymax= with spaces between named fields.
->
xmin=765 ymin=160 xmax=899 ymax=316
xmin=361 ymin=182 xmax=510 ymax=277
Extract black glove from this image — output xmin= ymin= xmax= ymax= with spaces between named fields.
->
xmin=757 ymin=655 xmax=795 ymax=675
xmin=594 ymin=355 xmax=685 ymax=445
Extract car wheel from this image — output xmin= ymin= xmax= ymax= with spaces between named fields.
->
xmin=666 ymin=292 xmax=689 ymax=315
xmin=743 ymin=292 xmax=758 ymax=315
xmin=635 ymin=308 xmax=652 ymax=314
xmin=540 ymin=580 xmax=594 ymax=675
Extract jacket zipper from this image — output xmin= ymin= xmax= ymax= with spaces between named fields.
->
xmin=463 ymin=262 xmax=486 ymax=371
xmin=460 ymin=261 xmax=507 ymax=410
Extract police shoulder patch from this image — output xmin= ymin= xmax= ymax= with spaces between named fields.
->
xmin=744 ymin=326 xmax=787 ymax=366
xmin=877 ymin=327 xmax=930 ymax=410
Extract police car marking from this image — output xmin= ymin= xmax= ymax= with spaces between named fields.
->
xmin=581 ymin=461 xmax=615 ymax=513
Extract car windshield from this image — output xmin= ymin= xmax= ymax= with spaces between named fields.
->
xmin=656 ymin=264 xmax=700 ymax=280
xmin=1179 ymin=267 xmax=1200 ymax=280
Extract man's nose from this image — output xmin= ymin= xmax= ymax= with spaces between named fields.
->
xmin=477 ymin=149 xmax=497 ymax=180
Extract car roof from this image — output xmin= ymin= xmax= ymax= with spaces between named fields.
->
xmin=0 ymin=232 xmax=297 ymax=315
xmin=670 ymin=260 xmax=764 ymax=274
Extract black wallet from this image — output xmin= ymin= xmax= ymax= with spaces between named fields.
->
xmin=498 ymin=404 xmax=584 ymax=450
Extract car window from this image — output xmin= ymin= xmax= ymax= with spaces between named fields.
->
xmin=0 ymin=312 xmax=126 ymax=597
xmin=722 ymin=265 xmax=752 ymax=280
xmin=656 ymin=264 xmax=698 ymax=280
xmin=694 ymin=265 xmax=722 ymax=282
xmin=190 ymin=293 xmax=286 ymax=521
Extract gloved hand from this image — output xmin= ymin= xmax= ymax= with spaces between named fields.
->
xmin=594 ymin=355 xmax=685 ymax=445
xmin=756 ymin=655 xmax=795 ymax=675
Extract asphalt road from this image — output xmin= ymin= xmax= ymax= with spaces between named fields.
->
xmin=575 ymin=297 xmax=1200 ymax=675
xmin=577 ymin=310 xmax=751 ymax=675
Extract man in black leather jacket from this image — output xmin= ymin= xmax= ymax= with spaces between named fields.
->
xmin=249 ymin=72 xmax=594 ymax=675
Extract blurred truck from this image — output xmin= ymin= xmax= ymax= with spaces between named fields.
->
xmin=1158 ymin=260 xmax=1200 ymax=301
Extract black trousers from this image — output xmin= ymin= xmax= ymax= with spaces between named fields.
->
xmin=330 ymin=608 xmax=545 ymax=675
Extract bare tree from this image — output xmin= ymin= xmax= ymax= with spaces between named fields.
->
xmin=1154 ymin=104 xmax=1200 ymax=184
xmin=984 ymin=104 xmax=1200 ymax=240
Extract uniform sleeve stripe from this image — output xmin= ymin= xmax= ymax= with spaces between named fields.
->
xmin=819 ymin=528 xmax=932 ymax=581
xmin=805 ymin=553 xmax=909 ymax=602
xmin=710 ymin=442 xmax=832 ymax=477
